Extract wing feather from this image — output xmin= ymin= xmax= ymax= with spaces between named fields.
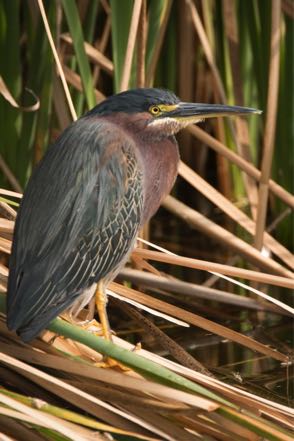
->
xmin=7 ymin=117 xmax=143 ymax=341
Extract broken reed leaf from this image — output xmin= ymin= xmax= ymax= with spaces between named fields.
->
xmin=0 ymin=76 xmax=39 ymax=112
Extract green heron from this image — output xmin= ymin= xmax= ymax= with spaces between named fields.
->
xmin=7 ymin=88 xmax=260 ymax=342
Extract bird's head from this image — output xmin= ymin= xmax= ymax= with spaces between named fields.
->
xmin=88 ymin=88 xmax=261 ymax=139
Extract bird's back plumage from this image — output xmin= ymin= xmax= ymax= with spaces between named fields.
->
xmin=7 ymin=116 xmax=143 ymax=341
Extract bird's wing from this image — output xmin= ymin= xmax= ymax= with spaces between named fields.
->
xmin=7 ymin=117 xmax=143 ymax=341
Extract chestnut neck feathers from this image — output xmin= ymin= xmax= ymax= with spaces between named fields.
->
xmin=102 ymin=111 xmax=180 ymax=224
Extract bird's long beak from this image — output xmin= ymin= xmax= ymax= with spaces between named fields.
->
xmin=171 ymin=102 xmax=261 ymax=123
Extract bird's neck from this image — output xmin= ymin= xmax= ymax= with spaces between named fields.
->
xmin=136 ymin=134 xmax=180 ymax=224
xmin=102 ymin=113 xmax=180 ymax=225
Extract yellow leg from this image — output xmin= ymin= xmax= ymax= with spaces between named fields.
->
xmin=95 ymin=281 xmax=111 ymax=341
xmin=61 ymin=284 xmax=127 ymax=369
xmin=95 ymin=282 xmax=131 ymax=370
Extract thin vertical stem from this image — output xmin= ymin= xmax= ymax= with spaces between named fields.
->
xmin=187 ymin=0 xmax=226 ymax=102
xmin=93 ymin=16 xmax=111 ymax=86
xmin=146 ymin=0 xmax=172 ymax=86
xmin=0 ymin=155 xmax=22 ymax=192
xmin=120 ymin=0 xmax=143 ymax=92
xmin=136 ymin=0 xmax=148 ymax=242
xmin=37 ymin=0 xmax=77 ymax=121
xmin=254 ymin=1 xmax=281 ymax=249
xmin=222 ymin=0 xmax=258 ymax=220
xmin=188 ymin=0 xmax=259 ymax=213
xmin=136 ymin=0 xmax=147 ymax=88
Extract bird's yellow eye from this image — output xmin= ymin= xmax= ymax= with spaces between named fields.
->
xmin=150 ymin=105 xmax=161 ymax=116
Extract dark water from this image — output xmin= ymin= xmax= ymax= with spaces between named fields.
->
xmin=154 ymin=319 xmax=293 ymax=406
xmin=189 ymin=323 xmax=293 ymax=406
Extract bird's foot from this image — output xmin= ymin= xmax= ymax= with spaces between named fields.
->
xmin=97 ymin=342 xmax=142 ymax=371
xmin=61 ymin=314 xmax=107 ymax=336
xmin=76 ymin=319 xmax=127 ymax=369
xmin=78 ymin=318 xmax=105 ymax=335
xmin=94 ymin=357 xmax=128 ymax=370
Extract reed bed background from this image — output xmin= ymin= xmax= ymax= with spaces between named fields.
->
xmin=0 ymin=0 xmax=293 ymax=440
